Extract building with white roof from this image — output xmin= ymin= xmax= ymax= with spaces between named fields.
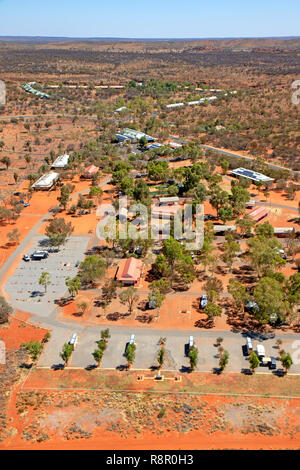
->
xmin=230 ymin=167 xmax=274 ymax=183
xmin=166 ymin=102 xmax=184 ymax=109
xmin=32 ymin=172 xmax=59 ymax=190
xmin=51 ymin=154 xmax=70 ymax=169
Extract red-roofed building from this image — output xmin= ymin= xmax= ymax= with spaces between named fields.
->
xmin=116 ymin=257 xmax=143 ymax=286
xmin=248 ymin=206 xmax=269 ymax=222
xmin=82 ymin=165 xmax=99 ymax=178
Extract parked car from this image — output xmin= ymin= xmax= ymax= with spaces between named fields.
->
xmin=275 ymin=247 xmax=287 ymax=260
xmin=269 ymin=357 xmax=277 ymax=370
xmin=129 ymin=334 xmax=135 ymax=345
xmin=200 ymin=294 xmax=207 ymax=309
xmin=246 ymin=336 xmax=253 ymax=355
xmin=279 ymin=249 xmax=287 ymax=260
xmin=256 ymin=344 xmax=265 ymax=358
xmin=14 ymin=192 xmax=21 ymax=196
xmin=261 ymin=356 xmax=276 ymax=370
xmin=69 ymin=333 xmax=78 ymax=347
xmin=189 ymin=336 xmax=194 ymax=350
xmin=31 ymin=250 xmax=48 ymax=260
xmin=135 ymin=173 xmax=142 ymax=178
xmin=24 ymin=202 xmax=30 ymax=207
xmin=23 ymin=254 xmax=30 ymax=262
xmin=204 ymin=214 xmax=214 ymax=221
xmin=148 ymin=300 xmax=157 ymax=309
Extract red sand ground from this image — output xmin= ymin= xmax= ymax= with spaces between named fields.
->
xmin=0 ymin=315 xmax=48 ymax=351
xmin=1 ymin=392 xmax=299 ymax=450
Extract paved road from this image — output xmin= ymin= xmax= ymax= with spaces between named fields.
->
xmin=37 ymin=321 xmax=300 ymax=374
xmin=200 ymin=144 xmax=300 ymax=177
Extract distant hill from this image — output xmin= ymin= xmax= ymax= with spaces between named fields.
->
xmin=0 ymin=36 xmax=300 ymax=50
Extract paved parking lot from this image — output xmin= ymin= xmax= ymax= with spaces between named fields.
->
xmin=37 ymin=327 xmax=300 ymax=374
xmin=5 ymin=235 xmax=89 ymax=316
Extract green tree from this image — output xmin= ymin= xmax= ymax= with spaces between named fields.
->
xmin=222 ymin=238 xmax=240 ymax=271
xmin=7 ymin=228 xmax=21 ymax=245
xmin=230 ymin=185 xmax=250 ymax=214
xmin=204 ymin=302 xmax=222 ymax=323
xmin=218 ymin=205 xmax=234 ymax=223
xmin=79 ymin=255 xmax=106 ymax=285
xmin=219 ymin=350 xmax=229 ymax=371
xmin=149 ymin=279 xmax=170 ymax=295
xmin=21 ymin=340 xmax=43 ymax=362
xmin=125 ymin=343 xmax=136 ymax=368
xmin=157 ymin=346 xmax=165 ymax=369
xmin=281 ymin=352 xmax=293 ymax=374
xmin=100 ymin=280 xmax=117 ymax=312
xmin=148 ymin=290 xmax=165 ymax=309
xmin=151 ymin=254 xmax=170 ymax=279
xmin=65 ymin=276 xmax=81 ymax=298
xmin=286 ymin=273 xmax=300 ymax=308
xmin=77 ymin=301 xmax=88 ymax=316
xmin=236 ymin=215 xmax=254 ymax=237
xmin=189 ymin=347 xmax=198 ymax=371
xmin=1 ymin=156 xmax=11 ymax=169
xmin=89 ymin=186 xmax=103 ymax=202
xmin=249 ymin=351 xmax=260 ymax=373
xmin=60 ymin=343 xmax=74 ymax=365
xmin=255 ymin=222 xmax=274 ymax=238
xmin=253 ymin=276 xmax=288 ymax=324
xmin=119 ymin=287 xmax=139 ymax=315
xmin=209 ymin=185 xmax=229 ymax=212
xmin=228 ymin=278 xmax=248 ymax=316
xmin=45 ymin=217 xmax=74 ymax=250
xmin=220 ymin=159 xmax=229 ymax=174
xmin=39 ymin=271 xmax=51 ymax=293
xmin=247 ymin=236 xmax=285 ymax=278
xmin=101 ymin=328 xmax=111 ymax=341
xmin=58 ymin=185 xmax=70 ymax=210
xmin=92 ymin=348 xmax=104 ymax=367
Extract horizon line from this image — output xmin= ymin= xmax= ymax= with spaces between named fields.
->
xmin=0 ymin=35 xmax=300 ymax=41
